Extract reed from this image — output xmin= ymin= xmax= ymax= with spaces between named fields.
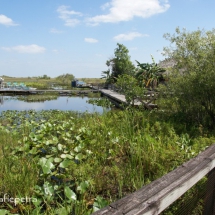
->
xmin=0 ymin=109 xmax=214 ymax=214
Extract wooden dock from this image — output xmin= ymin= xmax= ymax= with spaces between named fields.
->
xmin=0 ymin=89 xmax=99 ymax=95
xmin=0 ymin=87 xmax=157 ymax=109
xmin=100 ymin=89 xmax=158 ymax=109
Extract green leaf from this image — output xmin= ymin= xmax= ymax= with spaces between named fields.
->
xmin=57 ymin=144 xmax=64 ymax=151
xmin=60 ymin=154 xmax=67 ymax=159
xmin=54 ymin=157 xmax=62 ymax=163
xmin=66 ymin=154 xmax=73 ymax=159
xmin=55 ymin=207 xmax=69 ymax=215
xmin=0 ymin=210 xmax=12 ymax=215
xmin=43 ymin=181 xmax=54 ymax=196
xmin=77 ymin=181 xmax=89 ymax=194
xmin=38 ymin=157 xmax=55 ymax=174
xmin=75 ymin=153 xmax=84 ymax=161
xmin=64 ymin=186 xmax=76 ymax=201
xmin=74 ymin=145 xmax=82 ymax=153
xmin=59 ymin=159 xmax=71 ymax=168
xmin=66 ymin=133 xmax=71 ymax=138
xmin=93 ymin=196 xmax=108 ymax=212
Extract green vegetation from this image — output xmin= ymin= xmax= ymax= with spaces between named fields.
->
xmin=102 ymin=43 xmax=135 ymax=83
xmin=135 ymin=55 xmax=165 ymax=89
xmin=17 ymin=93 xmax=58 ymax=102
xmin=1 ymin=27 xmax=215 ymax=214
xmin=2 ymin=75 xmax=104 ymax=90
xmin=0 ymin=109 xmax=213 ymax=214
xmin=159 ymin=27 xmax=215 ymax=130
xmin=55 ymin=74 xmax=75 ymax=86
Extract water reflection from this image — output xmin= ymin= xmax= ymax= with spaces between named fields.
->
xmin=0 ymin=96 xmax=106 ymax=113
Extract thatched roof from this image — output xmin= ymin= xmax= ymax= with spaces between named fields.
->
xmin=158 ymin=58 xmax=176 ymax=69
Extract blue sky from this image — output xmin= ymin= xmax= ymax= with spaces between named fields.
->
xmin=0 ymin=0 xmax=214 ymax=78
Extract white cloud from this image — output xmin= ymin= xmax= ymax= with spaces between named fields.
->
xmin=114 ymin=32 xmax=149 ymax=41
xmin=0 ymin=14 xmax=18 ymax=26
xmin=84 ymin=38 xmax=98 ymax=43
xmin=101 ymin=3 xmax=111 ymax=10
xmin=1 ymin=44 xmax=46 ymax=54
xmin=50 ymin=28 xmax=64 ymax=34
xmin=57 ymin=5 xmax=82 ymax=27
xmin=88 ymin=0 xmax=170 ymax=25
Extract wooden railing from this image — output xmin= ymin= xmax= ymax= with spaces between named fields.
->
xmin=92 ymin=144 xmax=215 ymax=215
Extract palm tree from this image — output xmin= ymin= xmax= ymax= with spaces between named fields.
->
xmin=101 ymin=70 xmax=113 ymax=84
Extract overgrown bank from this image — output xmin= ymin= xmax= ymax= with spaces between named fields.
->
xmin=0 ymin=109 xmax=214 ymax=214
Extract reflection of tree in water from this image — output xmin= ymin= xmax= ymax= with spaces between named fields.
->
xmin=0 ymin=95 xmax=3 ymax=105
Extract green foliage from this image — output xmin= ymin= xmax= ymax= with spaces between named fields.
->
xmin=56 ymin=73 xmax=75 ymax=86
xmin=160 ymin=27 xmax=215 ymax=129
xmin=38 ymin=74 xmax=51 ymax=79
xmin=87 ymin=97 xmax=113 ymax=108
xmin=116 ymin=74 xmax=146 ymax=106
xmin=0 ymin=103 xmax=214 ymax=214
xmin=101 ymin=70 xmax=113 ymax=84
xmin=25 ymin=81 xmax=49 ymax=89
xmin=135 ymin=55 xmax=165 ymax=89
xmin=105 ymin=43 xmax=135 ymax=82
xmin=17 ymin=93 xmax=58 ymax=102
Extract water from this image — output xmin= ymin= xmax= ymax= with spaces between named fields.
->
xmin=0 ymin=96 xmax=106 ymax=113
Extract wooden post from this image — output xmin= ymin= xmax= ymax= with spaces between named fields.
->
xmin=203 ymin=168 xmax=215 ymax=215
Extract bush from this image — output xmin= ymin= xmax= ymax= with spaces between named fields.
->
xmin=160 ymin=27 xmax=215 ymax=129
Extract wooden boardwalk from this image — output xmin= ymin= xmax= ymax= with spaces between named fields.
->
xmin=0 ymin=89 xmax=99 ymax=95
xmin=100 ymin=89 xmax=137 ymax=104
xmin=100 ymin=89 xmax=157 ymax=109
xmin=0 ymin=87 xmax=157 ymax=109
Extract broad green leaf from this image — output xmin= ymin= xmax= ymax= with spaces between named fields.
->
xmin=39 ymin=157 xmax=55 ymax=174
xmin=57 ymin=144 xmax=64 ymax=151
xmin=75 ymin=153 xmax=84 ymax=161
xmin=77 ymin=181 xmax=89 ymax=194
xmin=43 ymin=182 xmax=54 ymax=196
xmin=66 ymin=154 xmax=73 ymax=159
xmin=64 ymin=186 xmax=76 ymax=201
xmin=54 ymin=157 xmax=62 ymax=163
xmin=59 ymin=159 xmax=71 ymax=168
xmin=74 ymin=145 xmax=82 ymax=153
xmin=60 ymin=154 xmax=67 ymax=159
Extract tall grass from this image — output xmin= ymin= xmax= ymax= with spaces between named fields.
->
xmin=0 ymin=130 xmax=38 ymax=200
xmin=0 ymin=109 xmax=214 ymax=214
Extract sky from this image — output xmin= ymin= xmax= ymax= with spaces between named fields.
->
xmin=0 ymin=0 xmax=215 ymax=78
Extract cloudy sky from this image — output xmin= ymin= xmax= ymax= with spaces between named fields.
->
xmin=0 ymin=0 xmax=214 ymax=78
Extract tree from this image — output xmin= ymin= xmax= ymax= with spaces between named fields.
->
xmin=105 ymin=43 xmax=135 ymax=82
xmin=101 ymin=70 xmax=113 ymax=84
xmin=56 ymin=73 xmax=75 ymax=85
xmin=135 ymin=55 xmax=165 ymax=89
xmin=116 ymin=74 xmax=146 ymax=106
xmin=160 ymin=27 xmax=215 ymax=129
xmin=38 ymin=74 xmax=51 ymax=79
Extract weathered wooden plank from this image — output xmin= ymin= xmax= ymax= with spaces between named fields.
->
xmin=100 ymin=89 xmax=156 ymax=108
xmin=92 ymin=144 xmax=215 ymax=215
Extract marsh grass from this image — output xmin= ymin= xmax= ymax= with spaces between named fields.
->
xmin=17 ymin=93 xmax=58 ymax=102
xmin=0 ymin=129 xmax=39 ymax=213
xmin=0 ymin=109 xmax=214 ymax=214
xmin=2 ymin=76 xmax=104 ymax=90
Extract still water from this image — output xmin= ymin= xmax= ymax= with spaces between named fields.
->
xmin=0 ymin=96 xmax=105 ymax=113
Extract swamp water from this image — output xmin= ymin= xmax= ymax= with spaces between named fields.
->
xmin=0 ymin=96 xmax=106 ymax=113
